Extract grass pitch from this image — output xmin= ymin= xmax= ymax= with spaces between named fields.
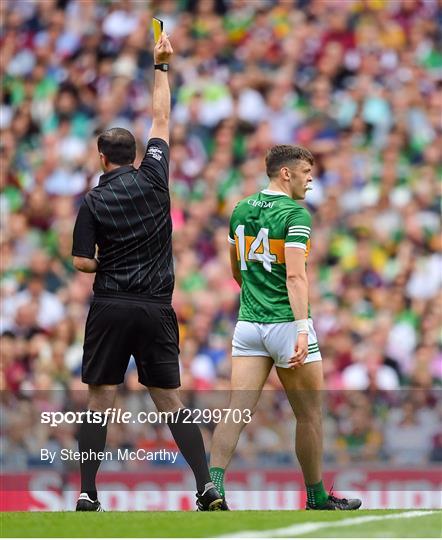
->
xmin=2 ymin=509 xmax=441 ymax=538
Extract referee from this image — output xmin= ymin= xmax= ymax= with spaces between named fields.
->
xmin=72 ymin=33 xmax=223 ymax=512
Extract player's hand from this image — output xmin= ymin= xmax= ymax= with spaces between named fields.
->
xmin=154 ymin=32 xmax=173 ymax=64
xmin=288 ymin=333 xmax=308 ymax=368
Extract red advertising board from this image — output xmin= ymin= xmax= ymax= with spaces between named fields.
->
xmin=1 ymin=469 xmax=441 ymax=511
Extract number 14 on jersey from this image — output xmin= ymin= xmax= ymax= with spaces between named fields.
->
xmin=235 ymin=225 xmax=277 ymax=272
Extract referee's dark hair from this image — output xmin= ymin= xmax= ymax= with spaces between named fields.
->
xmin=97 ymin=128 xmax=136 ymax=165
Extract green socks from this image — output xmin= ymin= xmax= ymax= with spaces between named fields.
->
xmin=210 ymin=467 xmax=225 ymax=498
xmin=210 ymin=469 xmax=327 ymax=506
xmin=306 ymin=480 xmax=328 ymax=507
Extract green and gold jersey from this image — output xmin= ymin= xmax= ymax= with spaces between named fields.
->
xmin=228 ymin=189 xmax=312 ymax=323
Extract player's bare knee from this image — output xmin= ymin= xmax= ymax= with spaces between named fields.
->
xmin=295 ymin=405 xmax=322 ymax=425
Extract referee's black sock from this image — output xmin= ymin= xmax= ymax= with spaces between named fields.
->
xmin=78 ymin=410 xmax=108 ymax=501
xmin=167 ymin=409 xmax=211 ymax=493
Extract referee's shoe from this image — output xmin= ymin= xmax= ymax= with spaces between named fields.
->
xmin=196 ymin=483 xmax=224 ymax=511
xmin=76 ymin=493 xmax=104 ymax=512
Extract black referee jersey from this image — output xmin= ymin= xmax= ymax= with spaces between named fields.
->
xmin=72 ymin=138 xmax=174 ymax=304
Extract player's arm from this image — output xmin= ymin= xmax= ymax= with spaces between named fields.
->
xmin=72 ymin=199 xmax=98 ymax=273
xmin=230 ymin=243 xmax=242 ymax=286
xmin=228 ymin=219 xmax=242 ymax=286
xmin=285 ymin=247 xmax=309 ymax=367
xmin=284 ymin=208 xmax=312 ymax=367
xmin=285 ymin=247 xmax=308 ymax=321
xmin=149 ymin=32 xmax=173 ymax=144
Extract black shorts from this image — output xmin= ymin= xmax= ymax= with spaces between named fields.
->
xmin=82 ymin=298 xmax=180 ymax=388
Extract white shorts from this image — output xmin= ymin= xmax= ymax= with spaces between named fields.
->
xmin=232 ymin=318 xmax=322 ymax=368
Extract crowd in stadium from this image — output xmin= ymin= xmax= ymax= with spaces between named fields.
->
xmin=1 ymin=0 xmax=441 ymax=470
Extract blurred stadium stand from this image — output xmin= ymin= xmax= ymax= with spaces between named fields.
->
xmin=0 ymin=0 xmax=441 ymax=487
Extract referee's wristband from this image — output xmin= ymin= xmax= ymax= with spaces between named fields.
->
xmin=295 ymin=319 xmax=309 ymax=334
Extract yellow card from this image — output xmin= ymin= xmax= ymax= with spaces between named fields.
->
xmin=152 ymin=17 xmax=163 ymax=43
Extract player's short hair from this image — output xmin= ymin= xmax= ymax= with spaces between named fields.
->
xmin=265 ymin=145 xmax=314 ymax=178
xmin=97 ymin=127 xmax=136 ymax=165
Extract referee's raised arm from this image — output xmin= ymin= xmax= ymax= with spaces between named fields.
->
xmin=149 ymin=32 xmax=173 ymax=144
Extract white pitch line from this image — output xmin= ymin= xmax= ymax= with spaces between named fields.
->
xmin=219 ymin=510 xmax=438 ymax=538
